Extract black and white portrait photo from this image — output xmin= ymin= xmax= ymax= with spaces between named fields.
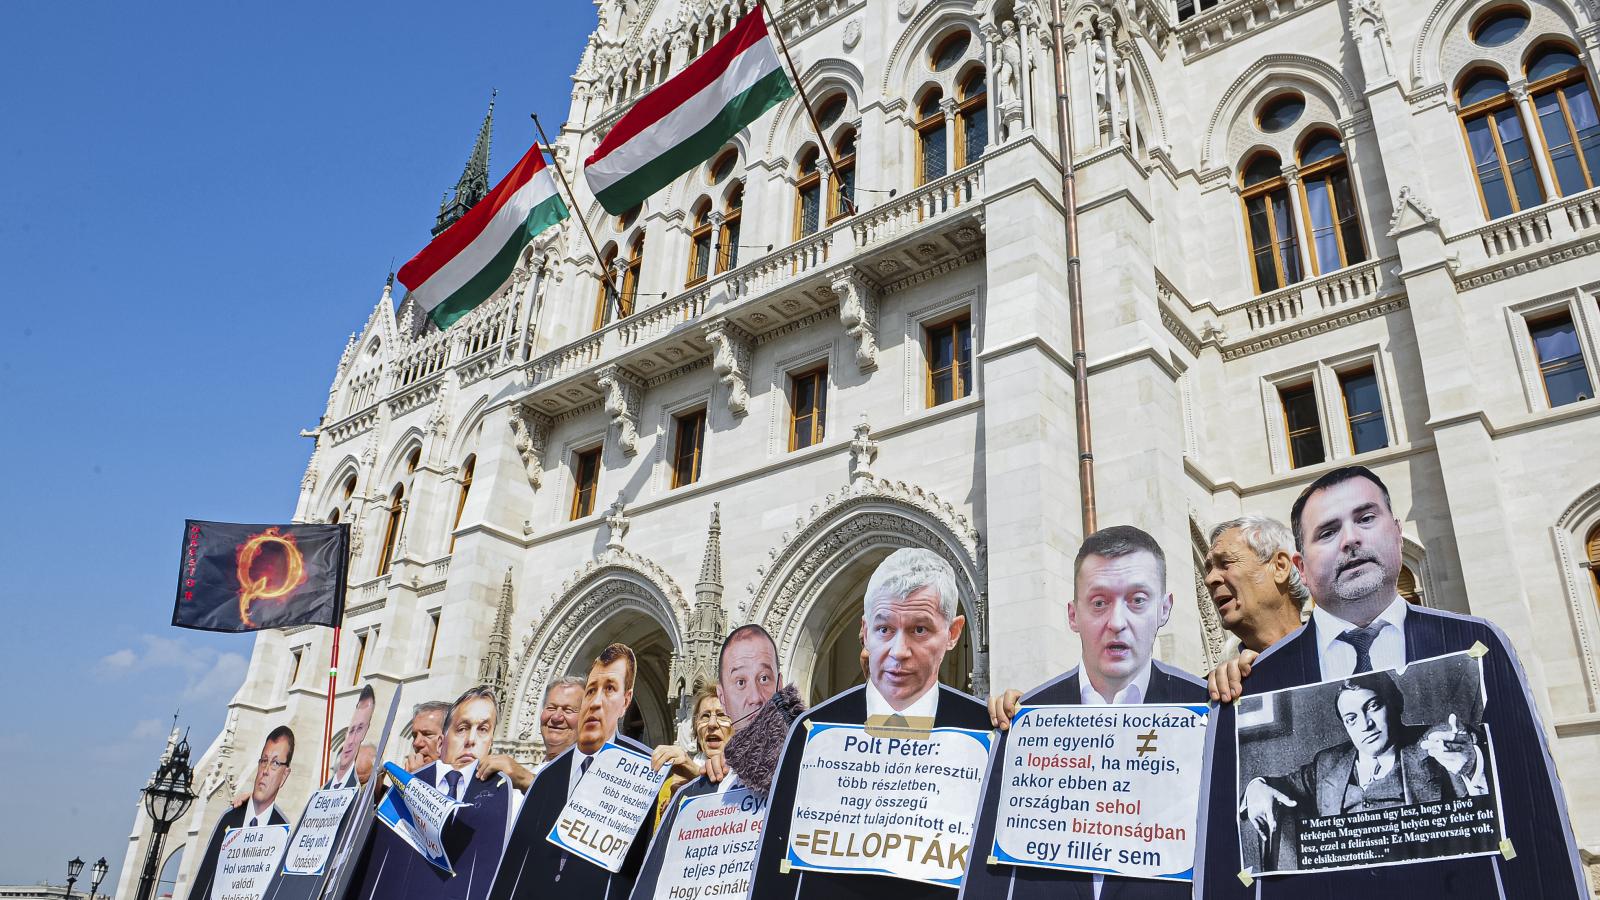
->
xmin=1234 ymin=651 xmax=1504 ymax=876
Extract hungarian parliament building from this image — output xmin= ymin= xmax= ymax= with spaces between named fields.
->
xmin=116 ymin=0 xmax=1600 ymax=894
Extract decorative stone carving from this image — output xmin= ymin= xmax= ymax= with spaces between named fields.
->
xmin=508 ymin=404 xmax=553 ymax=489
xmin=897 ymin=0 xmax=916 ymax=19
xmin=995 ymin=20 xmax=1024 ymax=141
xmin=843 ymin=18 xmax=862 ymax=50
xmin=597 ymin=364 xmax=645 ymax=456
xmin=1349 ymin=0 xmax=1393 ymax=80
xmin=830 ymin=266 xmax=880 ymax=372
xmin=702 ymin=318 xmax=754 ymax=417
xmin=1386 ymin=185 xmax=1438 ymax=236
xmin=604 ymin=496 xmax=630 ymax=552
xmin=848 ymin=414 xmax=878 ymax=483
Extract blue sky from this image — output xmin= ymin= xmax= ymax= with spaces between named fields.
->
xmin=0 ymin=1 xmax=591 ymax=885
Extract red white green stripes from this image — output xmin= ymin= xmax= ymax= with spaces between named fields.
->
xmin=584 ymin=6 xmax=794 ymax=214
xmin=398 ymin=143 xmax=568 ymax=329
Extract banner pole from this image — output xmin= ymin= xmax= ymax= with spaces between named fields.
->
xmin=322 ymin=625 xmax=341 ymax=786
xmin=530 ymin=113 xmax=619 ymax=323
xmin=757 ymin=0 xmax=854 ymax=216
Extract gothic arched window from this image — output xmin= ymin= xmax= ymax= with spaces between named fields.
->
xmin=719 ymin=181 xmax=743 ymax=272
xmin=830 ymin=129 xmax=856 ymax=221
xmin=1526 ymin=43 xmax=1600 ymax=195
xmin=595 ymin=243 xmax=619 ymax=330
xmin=378 ymin=482 xmax=404 ymax=573
xmin=958 ymin=68 xmax=988 ymax=168
xmin=1298 ymin=132 xmax=1368 ymax=274
xmin=621 ymin=234 xmax=644 ymax=317
xmin=1458 ymin=69 xmax=1545 ymax=218
xmin=449 ymin=454 xmax=474 ymax=553
xmin=916 ymin=88 xmax=948 ymax=185
xmin=1240 ymin=152 xmax=1302 ymax=292
xmin=688 ymin=198 xmax=714 ymax=286
xmin=795 ymin=146 xmax=822 ymax=238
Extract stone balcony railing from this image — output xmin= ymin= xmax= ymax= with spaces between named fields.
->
xmin=522 ymin=163 xmax=987 ymax=396
xmin=1448 ymin=186 xmax=1600 ymax=282
xmin=1222 ymin=255 xmax=1400 ymax=342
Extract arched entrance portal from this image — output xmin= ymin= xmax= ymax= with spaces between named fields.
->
xmin=748 ymin=477 xmax=987 ymax=705
xmin=564 ymin=609 xmax=676 ymax=747
xmin=795 ymin=547 xmax=974 ymax=704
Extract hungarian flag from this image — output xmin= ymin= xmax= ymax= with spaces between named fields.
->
xmin=584 ymin=5 xmax=793 ymax=214
xmin=173 ymin=520 xmax=349 ymax=633
xmin=398 ymin=143 xmax=569 ymax=329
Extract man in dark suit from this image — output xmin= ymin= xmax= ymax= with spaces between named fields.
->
xmin=348 ymin=686 xmax=518 ymax=900
xmin=630 ymin=624 xmax=785 ymax=900
xmin=326 ymin=686 xmax=376 ymax=790
xmin=187 ymin=726 xmax=296 ymax=900
xmin=485 ymin=643 xmax=654 ymax=900
xmin=748 ymin=548 xmax=991 ymax=900
xmin=1196 ymin=465 xmax=1586 ymax=899
xmin=964 ymin=525 xmax=1207 ymax=900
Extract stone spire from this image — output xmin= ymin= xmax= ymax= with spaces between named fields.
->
xmin=434 ymin=91 xmax=497 ymax=236
xmin=677 ymin=504 xmax=728 ymax=716
xmin=697 ymin=502 xmax=723 ymax=591
xmin=480 ymin=568 xmax=515 ymax=724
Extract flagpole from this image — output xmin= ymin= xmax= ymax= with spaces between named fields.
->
xmin=530 ymin=113 xmax=620 ymax=322
xmin=322 ymin=625 xmax=340 ymax=785
xmin=757 ymin=0 xmax=855 ymax=216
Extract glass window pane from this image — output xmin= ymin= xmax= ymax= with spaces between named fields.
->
xmin=693 ymin=234 xmax=711 ymax=279
xmin=1473 ymin=11 xmax=1527 ymax=47
xmin=930 ymin=327 xmax=955 ymax=369
xmin=1246 ymin=196 xmax=1280 ymax=291
xmin=1563 ymin=82 xmax=1600 ymax=182
xmin=1528 ymin=48 xmax=1580 ymax=82
xmin=1243 ymin=154 xmax=1282 ymax=187
xmin=835 ymin=166 xmax=855 ymax=217
xmin=933 ymin=32 xmax=970 ymax=70
xmin=931 ymin=370 xmax=955 ymax=405
xmin=1340 ymin=370 xmax=1390 ymax=454
xmin=1304 ymin=177 xmax=1340 ymax=272
xmin=1536 ymin=90 xmax=1588 ymax=194
xmin=1271 ymin=190 xmax=1302 ymax=284
xmin=1466 ymin=115 xmax=1515 ymax=218
xmin=1532 ymin=315 xmax=1583 ymax=360
xmin=1299 ymin=134 xmax=1342 ymax=165
xmin=1461 ymin=75 xmax=1510 ymax=106
xmin=1543 ymin=361 xmax=1595 ymax=406
xmin=800 ymin=184 xmax=820 ymax=236
xmin=1259 ymin=95 xmax=1304 ymax=132
xmin=963 ymin=108 xmax=988 ymax=165
xmin=1495 ymin=107 xmax=1546 ymax=208
xmin=1330 ymin=168 xmax=1367 ymax=264
xmin=922 ymin=124 xmax=948 ymax=182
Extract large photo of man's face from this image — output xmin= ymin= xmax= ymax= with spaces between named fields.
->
xmin=577 ymin=643 xmax=636 ymax=754
xmin=717 ymin=625 xmax=780 ymax=727
xmin=1067 ymin=526 xmax=1174 ymax=701
xmin=254 ymin=726 xmax=294 ymax=809
xmin=336 ymin=685 xmax=376 ymax=780
xmin=859 ymin=549 xmax=965 ymax=713
xmin=442 ymin=688 xmax=499 ymax=769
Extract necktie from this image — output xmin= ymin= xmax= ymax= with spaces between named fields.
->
xmin=558 ymin=757 xmax=595 ymax=882
xmin=579 ymin=755 xmax=593 ymax=780
xmin=444 ymin=769 xmax=462 ymax=800
xmin=249 ymin=816 xmax=258 ymax=827
xmin=1336 ymin=624 xmax=1384 ymax=674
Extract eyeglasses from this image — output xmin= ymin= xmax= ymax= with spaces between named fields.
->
xmin=695 ymin=713 xmax=734 ymax=725
xmin=257 ymin=757 xmax=290 ymax=770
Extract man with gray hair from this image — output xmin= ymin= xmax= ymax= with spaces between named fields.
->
xmin=1203 ymin=514 xmax=1310 ymax=702
xmin=748 ymin=548 xmax=990 ymax=900
xmin=403 ymin=700 xmax=452 ymax=772
xmin=536 ymin=675 xmax=586 ymax=767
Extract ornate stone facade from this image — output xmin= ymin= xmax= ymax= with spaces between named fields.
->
xmin=117 ymin=0 xmax=1600 ymax=897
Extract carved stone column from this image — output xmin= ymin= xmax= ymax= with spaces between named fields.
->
xmin=831 ymin=266 xmax=880 ymax=372
xmin=597 ymin=364 xmax=645 ymax=455
xmin=1281 ymin=166 xmax=1318 ymax=278
xmin=1511 ymin=82 xmax=1560 ymax=200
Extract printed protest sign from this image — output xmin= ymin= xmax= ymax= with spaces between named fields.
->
xmin=547 ymin=741 xmax=669 ymax=873
xmin=784 ymin=721 xmax=991 ymax=887
xmin=211 ymin=824 xmax=291 ymax=900
xmin=651 ymin=784 xmax=767 ymax=900
xmin=1234 ymin=650 xmax=1503 ymax=876
xmin=377 ymin=761 xmax=468 ymax=874
xmin=990 ymin=703 xmax=1208 ymax=881
xmin=278 ymin=788 xmax=356 ymax=876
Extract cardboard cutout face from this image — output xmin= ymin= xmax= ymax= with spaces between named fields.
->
xmin=861 ymin=585 xmax=965 ymax=711
xmin=337 ymin=699 xmax=374 ymax=776
xmin=1069 ymin=550 xmax=1173 ymax=698
xmin=717 ymin=629 xmax=780 ymax=728
xmin=443 ymin=696 xmax=497 ymax=768
xmin=578 ymin=658 xmax=633 ymax=754
xmin=1296 ymin=477 xmax=1404 ymax=614
xmin=254 ymin=734 xmax=292 ymax=807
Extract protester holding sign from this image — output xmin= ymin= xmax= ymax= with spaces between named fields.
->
xmin=485 ymin=643 xmax=656 ymax=900
xmin=965 ymin=525 xmax=1207 ymax=900
xmin=348 ymin=686 xmax=518 ymax=900
xmin=188 ymin=726 xmax=295 ymax=900
xmin=630 ymin=624 xmax=790 ymax=900
xmin=748 ymin=548 xmax=991 ymax=900
xmin=649 ymin=687 xmax=732 ymax=829
xmin=1196 ymin=465 xmax=1587 ymax=898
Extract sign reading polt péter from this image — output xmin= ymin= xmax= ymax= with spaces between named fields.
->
xmin=280 ymin=788 xmax=357 ymax=876
xmin=211 ymin=824 xmax=291 ymax=900
xmin=990 ymin=703 xmax=1208 ymax=881
xmin=785 ymin=722 xmax=991 ymax=888
xmin=652 ymin=785 xmax=767 ymax=900
xmin=547 ymin=741 xmax=668 ymax=873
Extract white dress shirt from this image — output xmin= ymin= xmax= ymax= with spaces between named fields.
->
xmin=1078 ymin=662 xmax=1153 ymax=900
xmin=567 ymin=747 xmax=600 ymax=799
xmin=436 ymin=760 xmax=478 ymax=799
xmin=1312 ymin=595 xmax=1409 ymax=680
xmin=865 ymin=679 xmax=941 ymax=719
xmin=243 ymin=798 xmax=274 ymax=827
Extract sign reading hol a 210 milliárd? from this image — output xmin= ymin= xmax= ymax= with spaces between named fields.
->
xmin=992 ymin=704 xmax=1209 ymax=881
xmin=785 ymin=722 xmax=992 ymax=887
xmin=212 ymin=824 xmax=292 ymax=900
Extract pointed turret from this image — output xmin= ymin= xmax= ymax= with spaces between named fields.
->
xmin=481 ymin=568 xmax=515 ymax=730
xmin=677 ymin=504 xmax=728 ymax=716
xmin=434 ymin=91 xmax=497 ymax=235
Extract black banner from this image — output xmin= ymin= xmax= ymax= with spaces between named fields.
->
xmin=174 ymin=520 xmax=348 ymax=633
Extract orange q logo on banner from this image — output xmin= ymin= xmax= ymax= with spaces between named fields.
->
xmin=235 ymin=527 xmax=309 ymax=626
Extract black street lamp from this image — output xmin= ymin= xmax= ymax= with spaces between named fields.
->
xmin=134 ymin=734 xmax=195 ymax=900
xmin=65 ymin=857 xmax=84 ymax=900
xmin=90 ymin=857 xmax=110 ymax=899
